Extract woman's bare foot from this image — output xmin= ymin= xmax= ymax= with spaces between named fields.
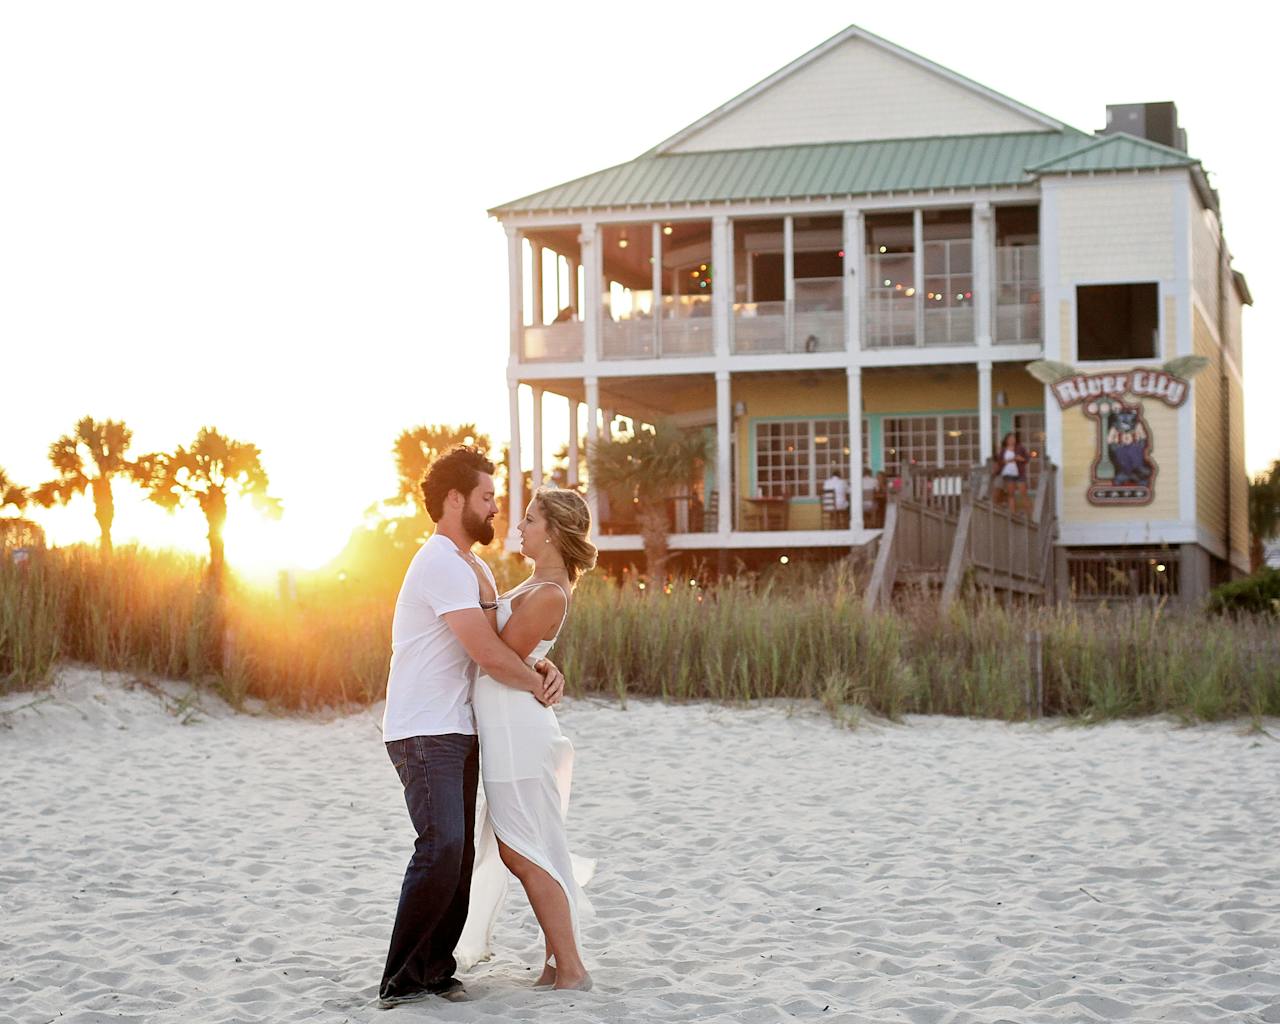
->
xmin=553 ymin=968 xmax=592 ymax=992
xmin=533 ymin=962 xmax=556 ymax=988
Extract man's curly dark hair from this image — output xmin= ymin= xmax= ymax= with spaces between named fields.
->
xmin=421 ymin=446 xmax=496 ymax=522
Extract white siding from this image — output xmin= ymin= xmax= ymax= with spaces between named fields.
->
xmin=670 ymin=37 xmax=1048 ymax=153
xmin=1056 ymin=180 xmax=1177 ymax=286
xmin=1192 ymin=202 xmax=1220 ymax=319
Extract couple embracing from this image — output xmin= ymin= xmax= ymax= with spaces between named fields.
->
xmin=377 ymin=446 xmax=597 ymax=1008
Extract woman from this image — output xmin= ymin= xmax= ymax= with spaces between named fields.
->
xmin=455 ymin=487 xmax=597 ymax=992
xmin=994 ymin=432 xmax=1030 ymax=515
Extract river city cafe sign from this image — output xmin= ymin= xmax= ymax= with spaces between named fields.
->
xmin=1028 ymin=361 xmax=1201 ymax=507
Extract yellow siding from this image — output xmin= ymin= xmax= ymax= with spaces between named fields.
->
xmin=862 ymin=367 xmax=981 ymax=413
xmin=1193 ymin=307 xmax=1227 ymax=543
xmin=992 ymin=365 xmax=1044 ymax=407
xmin=1229 ymin=374 xmax=1249 ymax=567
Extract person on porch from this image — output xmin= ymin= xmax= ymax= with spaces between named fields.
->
xmin=822 ymin=469 xmax=850 ymax=528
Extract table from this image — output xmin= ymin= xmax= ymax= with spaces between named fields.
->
xmin=743 ymin=496 xmax=789 ymax=531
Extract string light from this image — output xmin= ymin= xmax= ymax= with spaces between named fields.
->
xmin=663 ymin=224 xmax=673 ymax=235
xmin=779 ymin=556 xmax=790 ymax=564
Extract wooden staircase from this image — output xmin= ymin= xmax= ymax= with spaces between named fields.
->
xmin=863 ymin=461 xmax=1059 ymax=611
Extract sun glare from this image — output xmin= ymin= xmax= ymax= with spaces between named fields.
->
xmin=27 ymin=483 xmax=348 ymax=583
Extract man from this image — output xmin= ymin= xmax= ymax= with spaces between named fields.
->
xmin=821 ymin=468 xmax=850 ymax=527
xmin=378 ymin=446 xmax=564 ymax=1009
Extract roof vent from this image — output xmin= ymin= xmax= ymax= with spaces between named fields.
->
xmin=1098 ymin=101 xmax=1187 ymax=152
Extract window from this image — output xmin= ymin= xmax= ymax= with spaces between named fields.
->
xmin=882 ymin=417 xmax=938 ymax=475
xmin=1077 ymin=283 xmax=1158 ymax=361
xmin=866 ymin=213 xmax=915 ymax=347
xmin=941 ymin=415 xmax=982 ymax=468
xmin=922 ymin=209 xmax=974 ymax=345
xmin=755 ymin=418 xmax=865 ymax=497
xmin=1012 ymin=412 xmax=1047 ymax=488
xmin=995 ymin=206 xmax=1040 ymax=343
xmin=883 ymin=414 xmax=1002 ymax=475
xmin=813 ymin=419 xmax=851 ymax=484
xmin=755 ymin=421 xmax=811 ymax=497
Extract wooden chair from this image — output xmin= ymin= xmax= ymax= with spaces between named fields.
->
xmin=820 ymin=489 xmax=840 ymax=530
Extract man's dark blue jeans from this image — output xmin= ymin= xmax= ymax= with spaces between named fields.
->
xmin=379 ymin=733 xmax=479 ymax=1001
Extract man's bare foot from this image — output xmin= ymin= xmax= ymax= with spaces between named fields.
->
xmin=552 ymin=969 xmax=592 ymax=992
xmin=533 ymin=962 xmax=556 ymax=988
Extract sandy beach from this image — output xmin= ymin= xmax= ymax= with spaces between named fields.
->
xmin=1 ymin=668 xmax=1277 ymax=1024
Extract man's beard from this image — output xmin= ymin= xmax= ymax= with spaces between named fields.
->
xmin=461 ymin=506 xmax=495 ymax=546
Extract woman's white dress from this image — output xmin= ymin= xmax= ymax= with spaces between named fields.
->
xmin=454 ymin=582 xmax=594 ymax=970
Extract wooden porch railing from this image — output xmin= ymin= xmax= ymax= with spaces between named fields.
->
xmin=939 ymin=462 xmax=1059 ymax=610
xmin=864 ymin=460 xmax=1059 ymax=611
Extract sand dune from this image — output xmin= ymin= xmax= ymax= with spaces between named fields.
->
xmin=2 ymin=668 xmax=1277 ymax=1024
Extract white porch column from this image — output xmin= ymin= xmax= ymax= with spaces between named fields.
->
xmin=568 ymin=257 xmax=580 ymax=315
xmin=847 ymin=367 xmax=864 ymax=531
xmin=579 ymin=226 xmax=599 ymax=362
xmin=567 ymin=400 xmax=580 ymax=486
xmin=716 ymin=370 xmax=732 ymax=536
xmin=531 ymin=244 xmax=545 ymax=326
xmin=973 ymin=201 xmax=994 ymax=347
xmin=506 ymin=226 xmax=523 ymax=361
xmin=912 ymin=208 xmax=924 ymax=347
xmin=531 ymin=386 xmax=544 ymax=490
xmin=507 ymin=381 xmax=523 ymax=549
xmin=652 ymin=222 xmax=663 ymax=356
xmin=783 ymin=214 xmax=795 ymax=351
xmin=584 ymin=377 xmax=600 ymax=525
xmin=711 ymin=214 xmax=732 ymax=357
xmin=843 ymin=210 xmax=863 ymax=353
xmin=978 ymin=359 xmax=994 ymax=464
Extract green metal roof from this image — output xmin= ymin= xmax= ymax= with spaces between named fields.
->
xmin=1026 ymin=132 xmax=1196 ymax=173
xmin=489 ymin=128 xmax=1205 ymax=216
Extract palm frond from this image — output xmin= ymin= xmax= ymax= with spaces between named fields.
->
xmin=1161 ymin=355 xmax=1210 ymax=379
xmin=1025 ymin=360 xmax=1078 ymax=384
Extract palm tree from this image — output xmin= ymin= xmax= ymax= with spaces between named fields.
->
xmin=1248 ymin=458 xmax=1280 ymax=570
xmin=0 ymin=466 xmax=28 ymax=515
xmin=0 ymin=465 xmax=43 ymax=548
xmin=33 ymin=417 xmax=141 ymax=554
xmin=143 ymin=427 xmax=281 ymax=579
xmin=588 ymin=421 xmax=706 ymax=576
xmin=392 ymin=423 xmax=492 ymax=507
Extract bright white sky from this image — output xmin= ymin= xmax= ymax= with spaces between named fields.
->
xmin=2 ymin=1 xmax=1274 ymax=572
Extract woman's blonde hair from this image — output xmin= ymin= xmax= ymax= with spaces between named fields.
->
xmin=534 ymin=486 xmax=597 ymax=584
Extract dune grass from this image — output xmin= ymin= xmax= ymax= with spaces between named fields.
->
xmin=3 ymin=545 xmax=1278 ymax=724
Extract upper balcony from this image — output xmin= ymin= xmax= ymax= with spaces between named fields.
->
xmin=513 ymin=204 xmax=1042 ymax=365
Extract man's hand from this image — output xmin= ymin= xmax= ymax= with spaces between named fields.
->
xmin=534 ymin=658 xmax=566 ymax=707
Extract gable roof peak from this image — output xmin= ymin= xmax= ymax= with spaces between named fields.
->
xmin=648 ymin=23 xmax=1074 ymax=156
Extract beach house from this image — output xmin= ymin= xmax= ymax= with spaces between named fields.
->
xmin=489 ymin=24 xmax=1251 ymax=602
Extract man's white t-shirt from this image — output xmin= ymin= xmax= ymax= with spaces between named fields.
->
xmin=822 ymin=474 xmax=850 ymax=511
xmin=381 ymin=533 xmax=498 ymax=742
